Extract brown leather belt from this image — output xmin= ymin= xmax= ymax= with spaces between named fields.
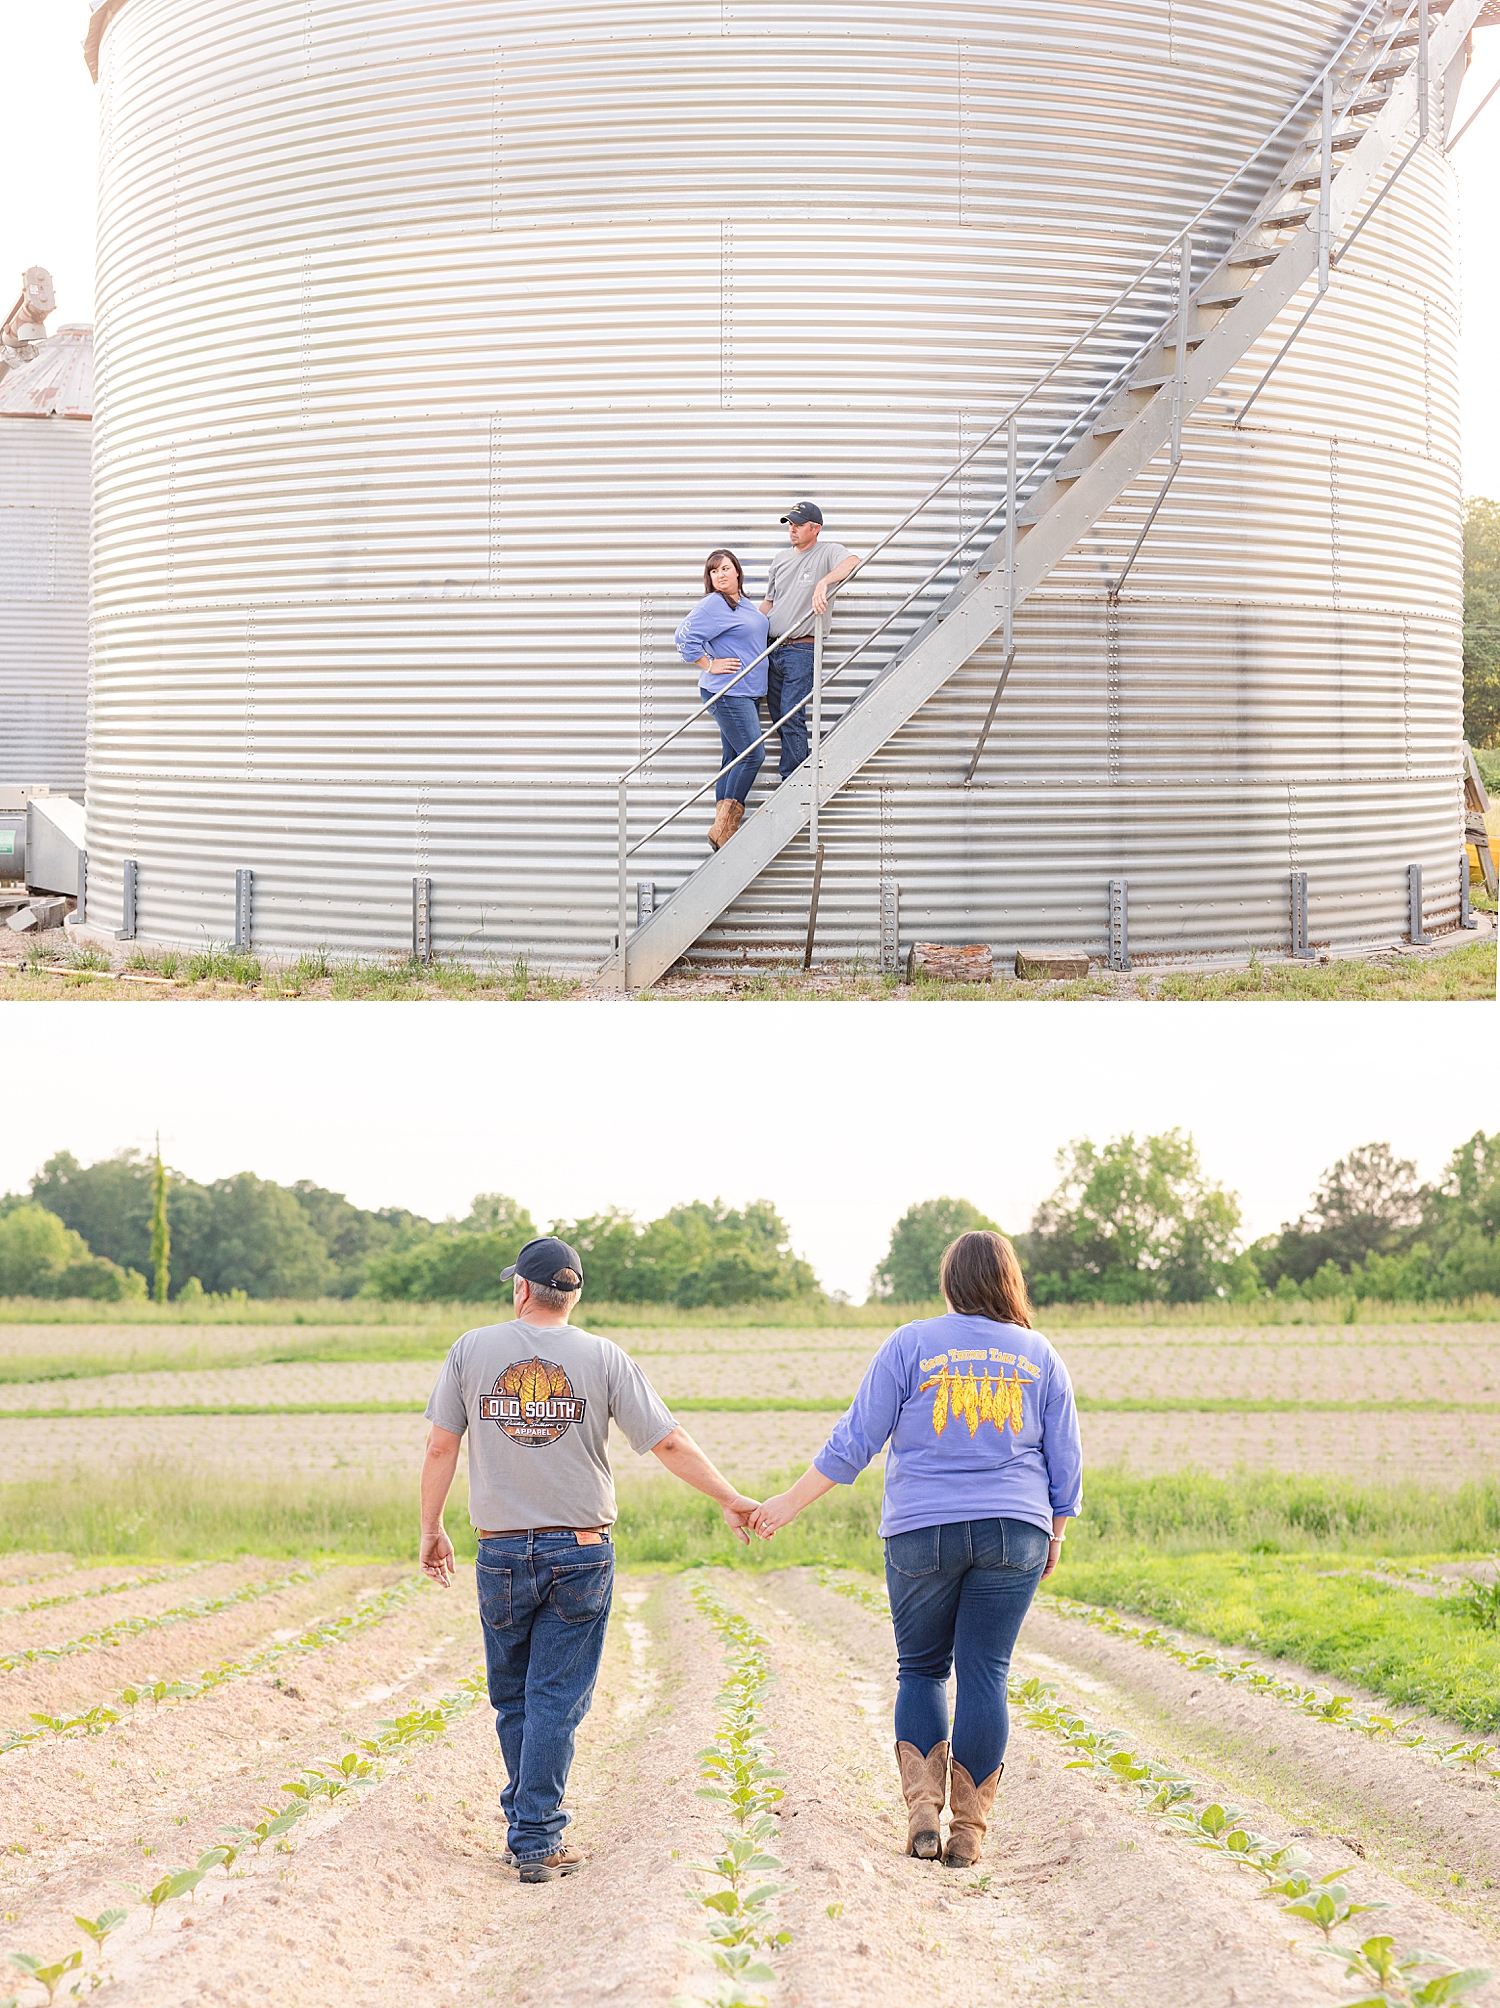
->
xmin=476 ymin=1526 xmax=607 ymax=1538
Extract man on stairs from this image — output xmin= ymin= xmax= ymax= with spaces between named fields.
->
xmin=760 ymin=502 xmax=861 ymax=780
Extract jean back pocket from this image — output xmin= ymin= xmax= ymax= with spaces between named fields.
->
xmin=550 ymin=1556 xmax=614 ymax=1624
xmin=884 ymin=1525 xmax=941 ymax=1577
xmin=476 ymin=1562 xmax=513 ymax=1630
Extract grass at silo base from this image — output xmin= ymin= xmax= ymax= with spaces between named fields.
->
xmin=1 ymin=936 xmax=1492 ymax=1001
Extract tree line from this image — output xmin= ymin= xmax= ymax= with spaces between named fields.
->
xmin=0 ymin=1129 xmax=1495 ymax=1307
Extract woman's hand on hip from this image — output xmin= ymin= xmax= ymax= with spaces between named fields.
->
xmin=712 ymin=656 xmax=743 ymax=674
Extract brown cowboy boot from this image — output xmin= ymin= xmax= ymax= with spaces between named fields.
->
xmin=943 ymin=1760 xmax=1002 ymax=1867
xmin=706 ymin=800 xmax=735 ymax=851
xmin=895 ymin=1740 xmax=949 ymax=1860
xmin=719 ymin=799 xmax=745 ymax=843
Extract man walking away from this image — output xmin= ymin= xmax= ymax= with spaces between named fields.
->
xmin=419 ymin=1236 xmax=760 ymax=1883
xmin=760 ymin=503 xmax=860 ymax=779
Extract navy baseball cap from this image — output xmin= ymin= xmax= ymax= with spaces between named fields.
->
xmin=780 ymin=501 xmax=822 ymax=524
xmin=501 ymin=1236 xmax=584 ymax=1288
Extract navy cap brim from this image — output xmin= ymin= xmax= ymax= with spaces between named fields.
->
xmin=499 ymin=1264 xmax=517 ymax=1281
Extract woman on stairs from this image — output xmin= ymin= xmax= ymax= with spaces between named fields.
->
xmin=748 ymin=1231 xmax=1082 ymax=1869
xmin=675 ymin=549 xmax=771 ymax=851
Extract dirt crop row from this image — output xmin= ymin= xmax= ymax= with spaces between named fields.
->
xmin=6 ymin=1563 xmax=1500 ymax=2008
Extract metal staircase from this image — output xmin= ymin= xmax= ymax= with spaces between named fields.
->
xmin=601 ymin=0 xmax=1482 ymax=989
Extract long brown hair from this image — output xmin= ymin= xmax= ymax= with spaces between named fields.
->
xmin=703 ymin=548 xmax=745 ymax=605
xmin=939 ymin=1230 xmax=1034 ymax=1329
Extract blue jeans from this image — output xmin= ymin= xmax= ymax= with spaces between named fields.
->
xmin=766 ymin=640 xmax=815 ymax=779
xmin=476 ymin=1532 xmax=615 ymax=1862
xmin=883 ymin=1517 xmax=1049 ymax=1783
xmin=707 ymin=691 xmax=766 ymax=803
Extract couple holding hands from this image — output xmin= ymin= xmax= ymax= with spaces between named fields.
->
xmin=418 ymin=1228 xmax=1083 ymax=1885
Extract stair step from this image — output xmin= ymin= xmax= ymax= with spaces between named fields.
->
xmin=1255 ymin=207 xmax=1316 ymax=230
xmin=1366 ymin=58 xmax=1416 ymax=83
xmin=1194 ymin=281 xmax=1247 ymax=307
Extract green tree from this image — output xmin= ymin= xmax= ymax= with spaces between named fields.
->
xmin=362 ymin=1195 xmax=539 ymax=1302
xmin=1464 ymin=495 xmax=1500 ymax=747
xmin=1021 ymin=1131 xmax=1243 ymax=1303
xmin=871 ymin=1197 xmax=1001 ymax=1303
xmin=149 ymin=1140 xmax=170 ymax=1305
xmin=180 ymin=1174 xmax=336 ymax=1298
xmin=1255 ymin=1141 xmax=1425 ymax=1288
xmin=288 ymin=1181 xmax=431 ymax=1296
xmin=552 ymin=1199 xmax=818 ymax=1308
xmin=0 ymin=1205 xmax=140 ymax=1300
xmin=30 ymin=1150 xmax=161 ymax=1272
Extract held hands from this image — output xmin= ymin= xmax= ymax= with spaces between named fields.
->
xmin=419 ymin=1529 xmax=456 ymax=1587
xmin=721 ymin=1495 xmax=762 ymax=1546
xmin=747 ymin=1492 xmax=801 ymax=1540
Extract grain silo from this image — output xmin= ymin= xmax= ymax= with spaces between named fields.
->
xmin=78 ymin=0 xmax=1486 ymax=972
xmin=0 ymin=326 xmax=92 ymax=797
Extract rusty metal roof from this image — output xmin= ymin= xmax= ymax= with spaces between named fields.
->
xmin=0 ymin=326 xmax=93 ymax=420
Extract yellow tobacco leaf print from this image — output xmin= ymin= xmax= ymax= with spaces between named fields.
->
xmin=918 ymin=1366 xmax=1034 ymax=1440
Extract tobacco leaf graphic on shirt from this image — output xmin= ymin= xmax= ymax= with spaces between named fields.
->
xmin=478 ymin=1355 xmax=588 ymax=1448
xmin=918 ymin=1365 xmax=1035 ymax=1440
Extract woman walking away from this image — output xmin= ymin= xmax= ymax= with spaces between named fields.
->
xmin=675 ymin=549 xmax=770 ymax=851
xmin=748 ymin=1231 xmax=1081 ymax=1869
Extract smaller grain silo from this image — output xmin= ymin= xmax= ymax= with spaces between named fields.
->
xmin=0 ymin=326 xmax=93 ymax=796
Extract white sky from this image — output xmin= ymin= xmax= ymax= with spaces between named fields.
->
xmin=3 ymin=1005 xmax=1494 ymax=1299
xmin=3 ymin=5 xmax=1498 ymax=495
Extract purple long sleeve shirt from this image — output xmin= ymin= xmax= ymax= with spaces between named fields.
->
xmin=813 ymin=1313 xmax=1084 ymax=1539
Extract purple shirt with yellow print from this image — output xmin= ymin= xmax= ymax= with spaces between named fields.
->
xmin=813 ymin=1312 xmax=1084 ymax=1539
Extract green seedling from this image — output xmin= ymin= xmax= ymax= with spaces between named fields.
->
xmin=70 ymin=1914 xmax=126 ymax=1966
xmin=1436 ymin=1742 xmax=1500 ymax=1775
xmin=1280 ymin=1881 xmax=1387 ymax=1941
xmin=8 ymin=1951 xmax=83 ymax=2006
xmin=117 ymin=1866 xmax=207 ymax=1927
xmin=1459 ymin=1564 xmax=1500 ymax=1634
xmin=964 ymin=1872 xmax=994 ymax=1896
xmin=196 ymin=1845 xmax=236 ymax=1873
xmin=1325 ymin=1934 xmax=1492 ymax=2006
xmin=825 ymin=1903 xmax=844 ymax=1920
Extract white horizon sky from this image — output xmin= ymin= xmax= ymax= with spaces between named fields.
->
xmin=3 ymin=1005 xmax=1494 ymax=1300
xmin=3 ymin=5 xmax=1498 ymax=496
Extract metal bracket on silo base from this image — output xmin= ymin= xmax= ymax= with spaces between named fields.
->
xmin=1408 ymin=863 xmax=1430 ymax=946
xmin=1460 ymin=855 xmax=1477 ymax=930
xmin=878 ymin=878 xmax=900 ymax=974
xmin=76 ymin=850 xmax=87 ymax=924
xmin=121 ymin=858 xmax=138 ymax=940
xmin=1289 ymin=871 xmax=1314 ymax=959
xmin=636 ymin=880 xmax=655 ymax=928
xmin=1108 ymin=878 xmax=1130 ymax=971
xmin=412 ymin=876 xmax=432 ymax=962
xmin=234 ymin=869 xmax=254 ymax=949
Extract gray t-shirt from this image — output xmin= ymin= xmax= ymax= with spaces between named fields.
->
xmin=764 ymin=538 xmax=852 ymax=640
xmin=424 ymin=1319 xmax=676 ymax=1531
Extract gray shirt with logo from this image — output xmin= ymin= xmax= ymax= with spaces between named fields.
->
xmin=424 ymin=1319 xmax=676 ymax=1531
xmin=764 ymin=538 xmax=852 ymax=640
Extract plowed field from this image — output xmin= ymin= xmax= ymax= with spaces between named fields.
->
xmin=5 ymin=1560 xmax=1499 ymax=2008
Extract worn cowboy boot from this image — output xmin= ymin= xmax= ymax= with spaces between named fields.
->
xmin=706 ymin=800 xmax=736 ymax=851
xmin=943 ymin=1760 xmax=1002 ymax=1868
xmin=719 ymin=799 xmax=746 ymax=843
xmin=895 ymin=1740 xmax=949 ymax=1860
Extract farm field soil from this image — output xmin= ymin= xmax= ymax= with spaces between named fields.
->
xmin=10 ymin=1563 xmax=1500 ymax=2008
xmin=1019 ymin=1594 xmax=1500 ymax=1938
xmin=0 ymin=1411 xmax=846 ymax=1485
xmin=1079 ymin=1406 xmax=1500 ymax=1480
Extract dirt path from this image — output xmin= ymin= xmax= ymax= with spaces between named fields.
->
xmin=1023 ymin=1597 xmax=1500 ymax=1941
xmin=722 ymin=1570 xmax=1386 ymax=2008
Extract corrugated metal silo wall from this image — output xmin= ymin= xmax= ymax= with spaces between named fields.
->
xmin=0 ymin=421 xmax=91 ymax=794
xmin=86 ymin=0 xmax=1463 ymax=963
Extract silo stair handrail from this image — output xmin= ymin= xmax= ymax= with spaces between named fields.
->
xmin=601 ymin=0 xmax=1478 ymax=990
